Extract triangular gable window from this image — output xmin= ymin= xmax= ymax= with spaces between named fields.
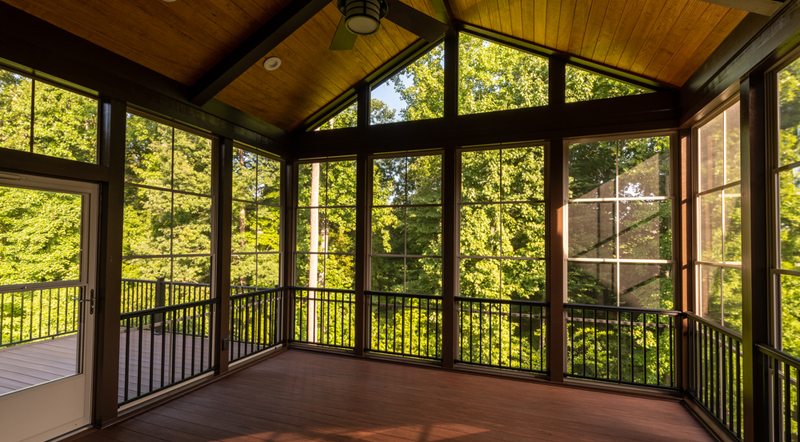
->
xmin=566 ymin=65 xmax=652 ymax=103
xmin=458 ymin=34 xmax=548 ymax=115
xmin=315 ymin=101 xmax=357 ymax=131
xmin=370 ymin=43 xmax=444 ymax=125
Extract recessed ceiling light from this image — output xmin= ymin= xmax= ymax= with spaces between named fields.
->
xmin=263 ymin=57 xmax=281 ymax=71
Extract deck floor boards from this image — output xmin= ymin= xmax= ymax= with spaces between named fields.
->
xmin=76 ymin=351 xmax=714 ymax=442
xmin=0 ymin=331 xmax=211 ymax=402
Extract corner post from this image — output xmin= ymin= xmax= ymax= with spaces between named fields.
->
xmin=741 ymin=73 xmax=770 ymax=442
xmin=442 ymin=148 xmax=457 ymax=368
xmin=282 ymin=159 xmax=296 ymax=346
xmin=94 ymin=97 xmax=125 ymax=426
xmin=354 ymin=153 xmax=369 ymax=356
xmin=546 ymin=138 xmax=566 ymax=383
xmin=213 ymin=137 xmax=234 ymax=374
xmin=677 ymin=129 xmax=692 ymax=393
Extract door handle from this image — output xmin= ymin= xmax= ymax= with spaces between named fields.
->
xmin=89 ymin=288 xmax=95 ymax=315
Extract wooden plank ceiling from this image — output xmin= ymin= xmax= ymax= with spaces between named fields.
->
xmin=3 ymin=0 xmax=748 ymax=133
xmin=450 ymin=0 xmax=748 ymax=87
xmin=215 ymin=0 xmax=434 ymax=131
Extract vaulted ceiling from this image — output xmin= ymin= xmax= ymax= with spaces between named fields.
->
xmin=1 ymin=0 xmax=755 ymax=132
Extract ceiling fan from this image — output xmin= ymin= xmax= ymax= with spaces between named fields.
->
xmin=330 ymin=0 xmax=448 ymax=50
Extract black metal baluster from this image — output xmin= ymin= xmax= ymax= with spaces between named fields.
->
xmin=124 ymin=317 xmax=131 ymax=402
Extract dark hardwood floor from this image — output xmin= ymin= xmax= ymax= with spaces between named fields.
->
xmin=76 ymin=350 xmax=713 ymax=442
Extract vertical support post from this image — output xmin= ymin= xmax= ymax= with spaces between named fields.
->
xmin=354 ymin=153 xmax=369 ymax=356
xmin=213 ymin=137 xmax=234 ymax=374
xmin=443 ymin=31 xmax=458 ymax=119
xmin=94 ymin=97 xmax=125 ymax=426
xmin=741 ymin=73 xmax=770 ymax=441
xmin=154 ymin=277 xmax=165 ymax=334
xmin=677 ymin=129 xmax=691 ymax=392
xmin=442 ymin=148 xmax=457 ymax=369
xmin=549 ymin=57 xmax=566 ymax=110
xmin=547 ymin=138 xmax=566 ymax=383
xmin=357 ymin=82 xmax=370 ymax=129
xmin=282 ymin=160 xmax=296 ymax=346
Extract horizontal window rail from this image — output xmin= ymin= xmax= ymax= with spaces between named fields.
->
xmin=0 ymin=285 xmax=81 ymax=348
xmin=687 ymin=313 xmax=743 ymax=440
xmin=121 ymin=278 xmax=212 ymax=314
xmin=119 ymin=298 xmax=218 ymax=406
xmin=565 ymin=304 xmax=678 ymax=389
xmin=366 ymin=291 xmax=442 ymax=361
xmin=229 ymin=288 xmax=284 ymax=363
xmin=758 ymin=343 xmax=800 ymax=442
xmin=456 ymin=297 xmax=547 ymax=373
xmin=290 ymin=287 xmax=356 ymax=350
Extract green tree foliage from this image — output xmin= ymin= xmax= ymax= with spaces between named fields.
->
xmin=123 ymin=115 xmax=213 ymax=301
xmin=231 ymin=148 xmax=281 ymax=292
xmin=458 ymin=34 xmax=548 ymax=114
xmin=779 ymin=59 xmax=800 ymax=357
xmin=565 ymin=65 xmax=650 ymax=103
xmin=0 ymin=70 xmax=97 ymax=345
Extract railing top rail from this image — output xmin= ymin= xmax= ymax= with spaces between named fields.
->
xmin=170 ymin=281 xmax=212 ymax=288
xmin=289 ymin=286 xmax=357 ymax=294
xmin=685 ymin=311 xmax=743 ymax=341
xmin=564 ymin=303 xmax=681 ymax=316
xmin=757 ymin=343 xmax=800 ymax=369
xmin=120 ymin=297 xmax=220 ymax=320
xmin=0 ymin=280 xmax=85 ymax=294
xmin=120 ymin=278 xmax=158 ymax=283
xmin=365 ymin=290 xmax=442 ymax=300
xmin=456 ymin=296 xmax=548 ymax=307
xmin=230 ymin=287 xmax=284 ymax=300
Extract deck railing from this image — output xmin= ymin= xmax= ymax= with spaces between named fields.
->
xmin=456 ymin=297 xmax=547 ymax=373
xmin=229 ymin=288 xmax=284 ymax=363
xmin=0 ymin=285 xmax=82 ymax=348
xmin=565 ymin=304 xmax=678 ymax=388
xmin=290 ymin=287 xmax=356 ymax=349
xmin=120 ymin=278 xmax=212 ymax=314
xmin=118 ymin=298 xmax=218 ymax=405
xmin=366 ymin=291 xmax=442 ymax=361
xmin=686 ymin=313 xmax=743 ymax=440
xmin=758 ymin=344 xmax=800 ymax=442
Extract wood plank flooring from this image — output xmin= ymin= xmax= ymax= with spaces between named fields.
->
xmin=0 ymin=331 xmax=211 ymax=403
xmin=77 ymin=350 xmax=714 ymax=442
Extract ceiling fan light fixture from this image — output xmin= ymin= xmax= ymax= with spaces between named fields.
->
xmin=340 ymin=0 xmax=387 ymax=35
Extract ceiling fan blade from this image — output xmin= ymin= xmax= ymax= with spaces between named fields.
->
xmin=385 ymin=0 xmax=448 ymax=42
xmin=330 ymin=16 xmax=357 ymax=50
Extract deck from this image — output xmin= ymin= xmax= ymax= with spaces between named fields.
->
xmin=0 ymin=331 xmax=210 ymax=402
xmin=75 ymin=350 xmax=713 ymax=442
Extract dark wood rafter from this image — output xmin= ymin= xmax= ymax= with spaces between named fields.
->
xmin=701 ymin=0 xmax=786 ymax=16
xmin=292 ymin=91 xmax=679 ymax=159
xmin=188 ymin=0 xmax=332 ymax=106
xmin=681 ymin=0 xmax=800 ymax=126
xmin=429 ymin=0 xmax=453 ymax=24
xmin=0 ymin=2 xmax=289 ymax=154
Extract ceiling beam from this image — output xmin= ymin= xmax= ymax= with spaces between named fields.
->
xmin=699 ymin=0 xmax=785 ymax=16
xmin=188 ymin=0 xmax=331 ymax=106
